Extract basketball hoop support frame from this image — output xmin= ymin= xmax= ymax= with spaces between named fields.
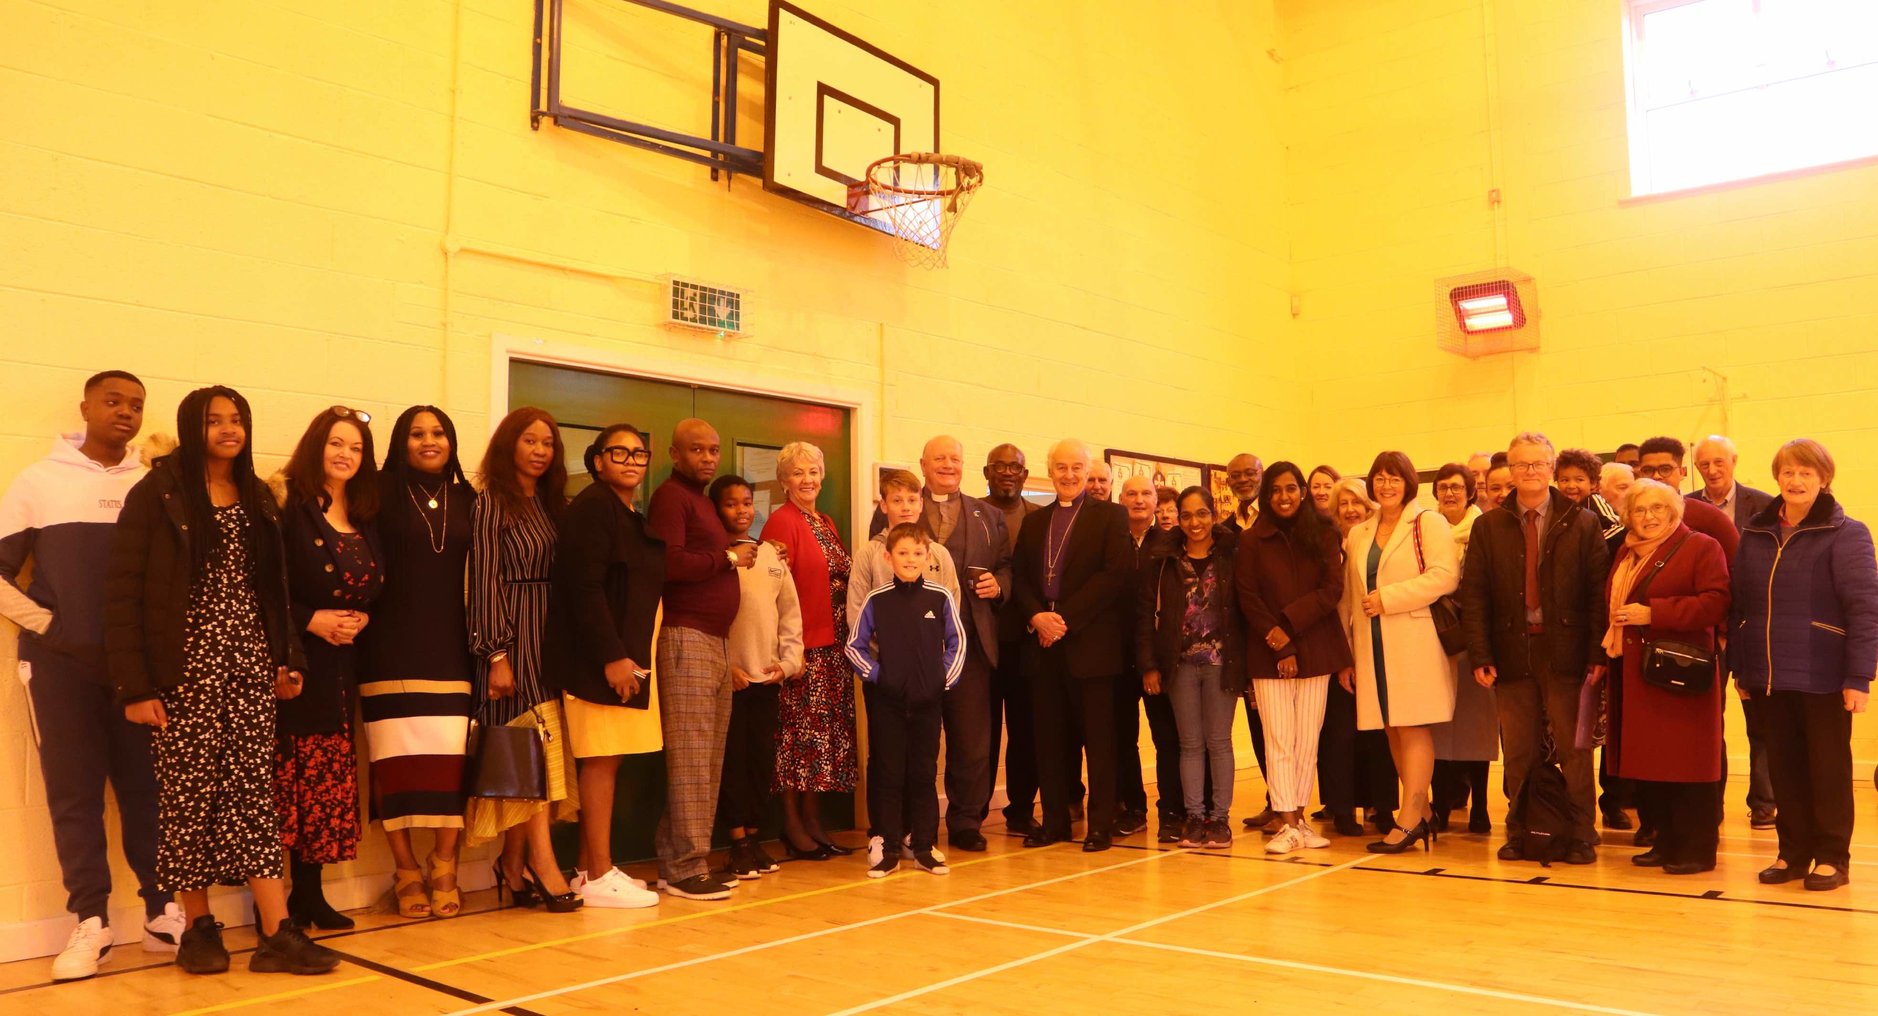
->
xmin=531 ymin=0 xmax=766 ymax=180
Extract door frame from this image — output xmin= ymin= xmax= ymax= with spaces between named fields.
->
xmin=489 ymin=333 xmax=877 ymax=532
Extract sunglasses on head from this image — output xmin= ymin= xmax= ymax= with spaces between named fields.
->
xmin=331 ymin=405 xmax=372 ymax=424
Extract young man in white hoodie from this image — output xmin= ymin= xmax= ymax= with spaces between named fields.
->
xmin=0 ymin=371 xmax=184 ymax=981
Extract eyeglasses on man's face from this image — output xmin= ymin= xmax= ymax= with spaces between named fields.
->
xmin=1509 ymin=460 xmax=1550 ymax=474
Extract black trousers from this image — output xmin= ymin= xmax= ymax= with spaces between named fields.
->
xmin=27 ymin=660 xmax=169 ymax=923
xmin=1031 ymin=646 xmax=1116 ymax=838
xmin=1758 ymin=688 xmax=1854 ymax=869
xmin=867 ymin=689 xmax=943 ymax=851
xmin=1240 ymin=695 xmax=1271 ymax=808
xmin=716 ymin=683 xmax=780 ymax=830
xmin=1118 ymin=672 xmax=1189 ymax=818
xmin=1634 ymin=780 xmax=1719 ymax=865
xmin=1433 ymin=760 xmax=1489 ymax=819
xmin=987 ymin=640 xmax=1039 ymax=825
xmin=1598 ymin=747 xmax=1633 ymax=815
xmin=1317 ymin=677 xmax=1399 ymax=814
xmin=942 ymin=644 xmax=993 ymax=833
xmin=1740 ymin=692 xmax=1778 ymax=814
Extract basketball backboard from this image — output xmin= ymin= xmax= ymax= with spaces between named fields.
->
xmin=763 ymin=0 xmax=939 ymax=236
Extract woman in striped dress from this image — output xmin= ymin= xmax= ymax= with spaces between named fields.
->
xmin=358 ymin=406 xmax=476 ymax=919
xmin=467 ymin=407 xmax=581 ymax=912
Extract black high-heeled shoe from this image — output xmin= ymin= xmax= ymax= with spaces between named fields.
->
xmin=785 ymin=840 xmax=837 ymax=862
xmin=522 ymin=862 xmax=583 ymax=913
xmin=496 ymin=858 xmax=540 ymax=908
xmin=1366 ymin=819 xmax=1432 ymax=854
xmin=812 ymin=837 xmax=855 ymax=857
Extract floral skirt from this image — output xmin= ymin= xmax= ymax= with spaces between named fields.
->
xmin=772 ymin=646 xmax=857 ymax=793
xmin=274 ymin=727 xmax=362 ymax=865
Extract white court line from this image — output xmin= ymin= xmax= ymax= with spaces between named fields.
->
xmin=822 ymin=855 xmax=1374 ymax=1016
xmin=927 ymin=909 xmax=1664 ymax=1016
xmin=442 ymin=843 xmax=1211 ymax=1015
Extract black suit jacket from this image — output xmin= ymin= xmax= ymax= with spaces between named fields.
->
xmin=1689 ymin=483 xmax=1775 ymax=532
xmin=1458 ymin=488 xmax=1610 ymax=684
xmin=869 ymin=490 xmax=1011 ymax=665
xmin=1009 ymin=497 xmax=1132 ymax=680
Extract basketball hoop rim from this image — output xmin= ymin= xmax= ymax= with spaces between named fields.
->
xmin=864 ymin=153 xmax=984 ymax=197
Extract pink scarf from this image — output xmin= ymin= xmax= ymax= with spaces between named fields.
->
xmin=1601 ymin=527 xmax=1673 ymax=658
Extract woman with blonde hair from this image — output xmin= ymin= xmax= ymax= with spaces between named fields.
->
xmin=1314 ymin=475 xmax=1399 ymax=837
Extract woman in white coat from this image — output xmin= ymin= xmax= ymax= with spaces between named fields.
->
xmin=1338 ymin=451 xmax=1459 ymax=854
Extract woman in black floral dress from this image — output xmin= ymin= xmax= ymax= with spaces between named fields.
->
xmin=276 ymin=407 xmax=385 ymax=930
xmin=108 ymin=386 xmax=339 ymax=976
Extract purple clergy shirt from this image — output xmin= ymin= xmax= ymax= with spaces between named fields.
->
xmin=1042 ymin=492 xmax=1087 ymax=603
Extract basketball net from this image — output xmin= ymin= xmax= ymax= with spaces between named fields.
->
xmin=860 ymin=154 xmax=983 ymax=269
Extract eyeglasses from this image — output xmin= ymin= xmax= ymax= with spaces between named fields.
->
xmin=1509 ymin=460 xmax=1550 ymax=474
xmin=987 ymin=462 xmax=1026 ymax=474
xmin=601 ymin=446 xmax=652 ymax=465
xmin=331 ymin=406 xmax=372 ymax=424
xmin=1629 ymin=504 xmax=1673 ymax=519
xmin=1635 ymin=465 xmax=1675 ymax=478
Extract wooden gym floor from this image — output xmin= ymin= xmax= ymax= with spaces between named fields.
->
xmin=7 ymin=771 xmax=1878 ymax=1015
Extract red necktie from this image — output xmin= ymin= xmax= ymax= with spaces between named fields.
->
xmin=1523 ymin=509 xmax=1541 ymax=614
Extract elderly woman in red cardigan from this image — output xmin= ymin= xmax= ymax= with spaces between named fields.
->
xmin=1601 ymin=478 xmax=1731 ymax=876
xmin=759 ymin=441 xmax=857 ymax=860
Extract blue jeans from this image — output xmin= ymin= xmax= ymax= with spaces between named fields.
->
xmin=1167 ymin=663 xmax=1236 ymax=821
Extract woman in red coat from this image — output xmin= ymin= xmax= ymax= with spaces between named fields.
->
xmin=1601 ymin=478 xmax=1731 ymax=875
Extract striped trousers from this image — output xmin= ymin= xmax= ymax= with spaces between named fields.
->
xmin=1251 ymin=676 xmax=1331 ymax=813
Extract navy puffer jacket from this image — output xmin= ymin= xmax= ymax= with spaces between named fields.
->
xmin=1729 ymin=491 xmax=1878 ymax=695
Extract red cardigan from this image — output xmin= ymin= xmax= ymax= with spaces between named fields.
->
xmin=761 ymin=501 xmax=843 ymax=649
xmin=1605 ymin=525 xmax=1731 ymax=783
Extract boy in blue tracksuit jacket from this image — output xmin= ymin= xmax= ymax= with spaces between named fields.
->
xmin=846 ymin=523 xmax=965 ymax=877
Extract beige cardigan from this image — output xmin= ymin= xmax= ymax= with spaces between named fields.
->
xmin=727 ymin=542 xmax=805 ymax=683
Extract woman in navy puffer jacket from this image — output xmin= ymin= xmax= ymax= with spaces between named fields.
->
xmin=1729 ymin=438 xmax=1878 ymax=893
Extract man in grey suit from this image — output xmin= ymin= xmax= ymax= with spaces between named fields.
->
xmin=1688 ymin=434 xmax=1779 ymax=829
xmin=869 ymin=435 xmax=1011 ymax=851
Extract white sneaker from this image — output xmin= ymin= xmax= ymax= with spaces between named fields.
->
xmin=1265 ymin=823 xmax=1306 ymax=855
xmin=576 ymin=867 xmax=650 ymax=892
xmin=1298 ymin=821 xmax=1330 ymax=849
xmin=867 ymin=835 xmax=886 ymax=867
xmin=143 ymin=902 xmax=185 ymax=953
xmin=578 ymin=868 xmax=661 ymax=909
xmin=51 ymin=917 xmax=111 ymax=982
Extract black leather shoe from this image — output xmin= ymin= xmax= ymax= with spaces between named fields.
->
xmin=1631 ymin=850 xmax=1664 ymax=867
xmin=1496 ymin=842 xmax=1523 ymax=861
xmin=1633 ymin=827 xmax=1657 ymax=848
xmin=1759 ymin=861 xmax=1803 ymax=885
xmin=1663 ymin=860 xmax=1715 ymax=875
xmin=1430 ymin=811 xmax=1451 ymax=833
xmin=1004 ymin=816 xmax=1040 ymax=837
xmin=1369 ymin=810 xmax=1395 ymax=834
xmin=1245 ymin=806 xmax=1278 ymax=831
xmin=784 ymin=841 xmax=837 ymax=862
xmin=1468 ymin=814 xmax=1491 ymax=835
xmin=1749 ymin=808 xmax=1778 ymax=830
xmin=950 ymin=830 xmax=988 ymax=852
xmin=814 ymin=837 xmax=856 ymax=857
xmin=1081 ymin=834 xmax=1112 ymax=853
xmin=1805 ymin=865 xmax=1850 ymax=892
xmin=1564 ymin=843 xmax=1596 ymax=865
xmin=1310 ymin=807 xmax=1331 ymax=821
xmin=1023 ymin=830 xmax=1064 ymax=848
xmin=1602 ymin=810 xmax=1634 ymax=831
xmin=1332 ymin=812 xmax=1365 ymax=837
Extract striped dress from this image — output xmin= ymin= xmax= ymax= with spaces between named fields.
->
xmin=357 ymin=474 xmax=475 ymax=831
xmin=465 ymin=493 xmax=579 ymax=842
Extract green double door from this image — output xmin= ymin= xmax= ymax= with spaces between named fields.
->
xmin=507 ymin=360 xmax=856 ymax=863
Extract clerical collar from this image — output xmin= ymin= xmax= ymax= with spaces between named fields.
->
xmin=929 ymin=491 xmax=952 ymax=502
xmin=1058 ymin=492 xmax=1086 ymax=508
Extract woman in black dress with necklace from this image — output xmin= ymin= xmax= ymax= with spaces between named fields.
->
xmin=359 ymin=406 xmax=476 ymax=919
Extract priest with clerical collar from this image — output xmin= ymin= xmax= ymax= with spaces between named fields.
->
xmin=1008 ymin=438 xmax=1133 ymax=852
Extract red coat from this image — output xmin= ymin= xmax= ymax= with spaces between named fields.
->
xmin=1605 ymin=525 xmax=1731 ymax=783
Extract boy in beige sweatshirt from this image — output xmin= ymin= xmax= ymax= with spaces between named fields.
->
xmin=710 ymin=475 xmax=804 ymax=880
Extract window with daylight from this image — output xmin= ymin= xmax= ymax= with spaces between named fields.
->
xmin=1624 ymin=0 xmax=1878 ymax=195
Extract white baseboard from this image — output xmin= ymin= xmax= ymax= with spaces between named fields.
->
xmin=0 ymin=860 xmax=496 ymax=965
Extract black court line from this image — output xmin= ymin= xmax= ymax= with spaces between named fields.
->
xmin=323 ymin=946 xmax=545 ymax=1016
xmin=0 ymin=898 xmax=524 ymax=998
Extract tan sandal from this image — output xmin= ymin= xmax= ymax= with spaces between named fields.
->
xmin=426 ymin=853 xmax=461 ymax=918
xmin=393 ymin=867 xmax=431 ymax=919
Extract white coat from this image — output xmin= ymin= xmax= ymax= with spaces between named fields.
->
xmin=1343 ymin=509 xmax=1460 ymax=730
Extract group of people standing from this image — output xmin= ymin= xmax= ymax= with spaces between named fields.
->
xmin=4 ymin=369 xmax=1873 ymax=987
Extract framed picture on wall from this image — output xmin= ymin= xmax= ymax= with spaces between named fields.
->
xmin=1204 ymin=464 xmax=1240 ymax=522
xmin=1107 ymin=449 xmax=1207 ymax=496
xmin=737 ymin=442 xmax=784 ymax=535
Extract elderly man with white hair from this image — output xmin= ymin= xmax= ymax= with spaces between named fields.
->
xmin=1009 ymin=438 xmax=1133 ymax=851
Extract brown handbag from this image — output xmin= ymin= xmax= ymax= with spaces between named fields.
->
xmin=1410 ymin=512 xmax=1467 ymax=656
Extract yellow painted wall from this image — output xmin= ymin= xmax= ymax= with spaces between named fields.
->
xmin=1278 ymin=0 xmax=1878 ymax=766
xmin=0 ymin=0 xmax=1293 ymax=947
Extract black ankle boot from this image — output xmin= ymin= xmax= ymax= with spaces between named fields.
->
xmin=288 ymin=859 xmax=355 ymax=931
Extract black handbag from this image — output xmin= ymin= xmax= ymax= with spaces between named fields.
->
xmin=1626 ymin=533 xmax=1716 ymax=696
xmin=465 ymin=707 xmax=548 ymax=800
xmin=1410 ymin=512 xmax=1467 ymax=656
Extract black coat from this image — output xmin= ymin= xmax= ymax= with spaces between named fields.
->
xmin=1008 ymin=497 xmax=1133 ymax=679
xmin=1136 ymin=525 xmax=1248 ymax=693
xmin=278 ymin=497 xmax=383 ymax=736
xmin=106 ymin=458 xmax=304 ymax=704
xmin=545 ymin=483 xmax=666 ymax=705
xmin=1458 ymin=488 xmax=1610 ymax=684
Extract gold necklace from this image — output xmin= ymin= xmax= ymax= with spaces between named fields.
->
xmin=406 ymin=479 xmax=449 ymax=554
